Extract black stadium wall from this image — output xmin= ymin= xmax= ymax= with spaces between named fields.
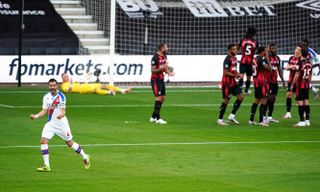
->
xmin=0 ymin=0 xmax=79 ymax=55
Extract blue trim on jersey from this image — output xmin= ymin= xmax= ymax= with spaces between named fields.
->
xmin=58 ymin=91 xmax=65 ymax=101
xmin=308 ymin=47 xmax=318 ymax=58
xmin=48 ymin=114 xmax=52 ymax=122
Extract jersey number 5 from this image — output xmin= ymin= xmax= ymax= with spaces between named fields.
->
xmin=245 ymin=45 xmax=252 ymax=55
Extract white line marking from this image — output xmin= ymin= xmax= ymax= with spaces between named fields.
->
xmin=0 ymin=104 xmax=15 ymax=108
xmin=1 ymin=140 xmax=320 ymax=149
xmin=1 ymin=103 xmax=319 ymax=109
xmin=0 ymin=89 xmax=216 ymax=94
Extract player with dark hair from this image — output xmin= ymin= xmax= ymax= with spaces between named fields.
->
xmin=265 ymin=43 xmax=286 ymax=123
xmin=149 ymin=43 xmax=175 ymax=124
xmin=217 ymin=44 xmax=244 ymax=126
xmin=30 ymin=78 xmax=90 ymax=172
xmin=291 ymin=47 xmax=313 ymax=126
xmin=283 ymin=45 xmax=302 ymax=119
xmin=238 ymin=26 xmax=259 ymax=95
xmin=249 ymin=46 xmax=271 ymax=126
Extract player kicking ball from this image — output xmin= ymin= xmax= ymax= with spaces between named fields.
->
xmin=217 ymin=44 xmax=244 ymax=126
xmin=30 ymin=78 xmax=90 ymax=172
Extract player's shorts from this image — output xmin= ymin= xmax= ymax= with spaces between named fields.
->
xmin=254 ymin=85 xmax=268 ymax=99
xmin=269 ymin=83 xmax=279 ymax=96
xmin=240 ymin=64 xmax=253 ymax=76
xmin=296 ymin=88 xmax=309 ymax=101
xmin=41 ymin=117 xmax=73 ymax=141
xmin=151 ymin=79 xmax=166 ymax=96
xmin=287 ymin=82 xmax=296 ymax=93
xmin=222 ymin=85 xmax=242 ymax=99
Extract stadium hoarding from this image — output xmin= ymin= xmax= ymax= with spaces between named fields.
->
xmin=0 ymin=55 xmax=319 ymax=83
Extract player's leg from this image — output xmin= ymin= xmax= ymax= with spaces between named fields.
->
xmin=304 ymin=89 xmax=310 ymax=126
xmin=239 ymin=65 xmax=246 ymax=90
xmin=37 ymin=123 xmax=54 ymax=172
xmin=294 ymin=88 xmax=306 ymax=127
xmin=249 ymin=98 xmax=260 ymax=125
xmin=259 ymin=97 xmax=268 ymax=126
xmin=56 ymin=118 xmax=90 ymax=169
xmin=267 ymin=83 xmax=279 ymax=123
xmin=283 ymin=82 xmax=293 ymax=119
xmin=228 ymin=86 xmax=244 ymax=124
xmin=244 ymin=66 xmax=253 ymax=95
xmin=310 ymin=84 xmax=319 ymax=99
xmin=95 ymin=88 xmax=114 ymax=95
xmin=150 ymin=79 xmax=166 ymax=124
xmin=66 ymin=140 xmax=90 ymax=169
xmin=218 ymin=86 xmax=230 ymax=125
xmin=249 ymin=86 xmax=262 ymax=125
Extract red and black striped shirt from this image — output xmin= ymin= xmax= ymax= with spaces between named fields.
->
xmin=287 ymin=56 xmax=300 ymax=83
xmin=221 ymin=55 xmax=238 ymax=87
xmin=296 ymin=59 xmax=312 ymax=89
xmin=151 ymin=54 xmax=167 ymax=80
xmin=253 ymin=55 xmax=268 ymax=87
xmin=239 ymin=37 xmax=258 ymax=65
xmin=269 ymin=55 xmax=281 ymax=84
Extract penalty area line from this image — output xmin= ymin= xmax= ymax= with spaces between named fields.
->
xmin=1 ymin=140 xmax=320 ymax=149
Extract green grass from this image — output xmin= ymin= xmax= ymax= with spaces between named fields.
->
xmin=0 ymin=86 xmax=320 ymax=192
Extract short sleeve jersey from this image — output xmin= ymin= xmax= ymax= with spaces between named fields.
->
xmin=221 ymin=55 xmax=238 ymax=87
xmin=42 ymin=91 xmax=66 ymax=122
xmin=296 ymin=59 xmax=313 ymax=89
xmin=269 ymin=55 xmax=281 ymax=84
xmin=239 ymin=37 xmax=258 ymax=65
xmin=253 ymin=55 xmax=268 ymax=87
xmin=151 ymin=54 xmax=167 ymax=80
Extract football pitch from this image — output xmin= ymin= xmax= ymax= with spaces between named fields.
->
xmin=0 ymin=86 xmax=320 ymax=192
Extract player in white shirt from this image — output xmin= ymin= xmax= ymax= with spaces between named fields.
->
xmin=30 ymin=78 xmax=90 ymax=172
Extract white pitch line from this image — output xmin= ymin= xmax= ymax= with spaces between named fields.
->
xmin=0 ymin=104 xmax=15 ymax=108
xmin=1 ymin=103 xmax=319 ymax=109
xmin=0 ymin=90 xmax=216 ymax=94
xmin=1 ymin=140 xmax=320 ymax=149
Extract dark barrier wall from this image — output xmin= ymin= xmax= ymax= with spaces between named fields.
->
xmin=0 ymin=0 xmax=79 ymax=55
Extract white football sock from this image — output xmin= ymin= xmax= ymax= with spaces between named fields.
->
xmin=71 ymin=142 xmax=88 ymax=160
xmin=41 ymin=144 xmax=50 ymax=166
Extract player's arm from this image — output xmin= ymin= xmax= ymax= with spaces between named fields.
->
xmin=56 ymin=107 xmax=65 ymax=120
xmin=291 ymin=61 xmax=302 ymax=90
xmin=277 ymin=58 xmax=286 ymax=87
xmin=290 ymin=70 xmax=300 ymax=91
xmin=223 ymin=57 xmax=239 ymax=78
xmin=163 ymin=62 xmax=175 ymax=76
xmin=30 ymin=109 xmax=47 ymax=120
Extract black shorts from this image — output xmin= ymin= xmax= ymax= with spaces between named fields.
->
xmin=222 ymin=85 xmax=242 ymax=99
xmin=254 ymin=85 xmax=268 ymax=99
xmin=240 ymin=64 xmax=253 ymax=76
xmin=269 ymin=83 xmax=279 ymax=96
xmin=151 ymin=79 xmax=166 ymax=97
xmin=287 ymin=82 xmax=296 ymax=93
xmin=296 ymin=88 xmax=309 ymax=101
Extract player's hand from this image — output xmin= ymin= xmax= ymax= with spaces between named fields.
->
xmin=168 ymin=72 xmax=175 ymax=77
xmin=282 ymin=81 xmax=286 ymax=88
xmin=56 ymin=114 xmax=64 ymax=120
xmin=30 ymin=114 xmax=38 ymax=120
